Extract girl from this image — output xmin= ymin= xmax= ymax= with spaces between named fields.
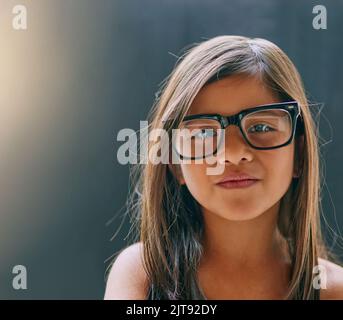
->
xmin=105 ymin=35 xmax=343 ymax=300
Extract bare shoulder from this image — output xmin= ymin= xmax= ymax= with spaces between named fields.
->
xmin=318 ymin=257 xmax=343 ymax=300
xmin=104 ymin=242 xmax=149 ymax=300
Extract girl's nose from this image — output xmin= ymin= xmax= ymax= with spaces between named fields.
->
xmin=215 ymin=125 xmax=254 ymax=165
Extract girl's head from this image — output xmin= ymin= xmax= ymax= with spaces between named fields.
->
xmin=130 ymin=35 xmax=328 ymax=299
xmin=171 ymin=74 xmax=303 ymax=223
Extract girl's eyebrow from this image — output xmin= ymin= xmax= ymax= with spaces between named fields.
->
xmin=186 ymin=101 xmax=285 ymax=117
xmin=186 ymin=106 xmax=254 ymax=117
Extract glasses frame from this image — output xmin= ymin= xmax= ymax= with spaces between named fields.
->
xmin=166 ymin=101 xmax=304 ymax=160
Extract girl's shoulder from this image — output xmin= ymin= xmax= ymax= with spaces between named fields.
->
xmin=318 ymin=257 xmax=343 ymax=300
xmin=104 ymin=242 xmax=149 ymax=299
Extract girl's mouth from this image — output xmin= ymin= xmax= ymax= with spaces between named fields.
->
xmin=216 ymin=179 xmax=260 ymax=189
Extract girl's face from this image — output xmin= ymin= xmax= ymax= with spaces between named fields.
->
xmin=175 ymin=74 xmax=298 ymax=221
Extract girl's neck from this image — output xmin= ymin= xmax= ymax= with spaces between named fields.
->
xmin=200 ymin=201 xmax=291 ymax=269
xmin=197 ymin=203 xmax=293 ymax=299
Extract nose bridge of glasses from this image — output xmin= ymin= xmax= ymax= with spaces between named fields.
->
xmin=219 ymin=114 xmax=246 ymax=148
xmin=221 ymin=113 xmax=241 ymax=129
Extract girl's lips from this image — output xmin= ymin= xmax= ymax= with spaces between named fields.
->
xmin=216 ymin=179 xmax=260 ymax=189
xmin=216 ymin=172 xmax=259 ymax=184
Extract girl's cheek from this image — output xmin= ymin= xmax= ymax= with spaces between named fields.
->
xmin=181 ymin=164 xmax=215 ymax=189
xmin=261 ymin=152 xmax=294 ymax=186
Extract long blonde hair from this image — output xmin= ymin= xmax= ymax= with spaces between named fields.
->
xmin=115 ymin=35 xmax=339 ymax=299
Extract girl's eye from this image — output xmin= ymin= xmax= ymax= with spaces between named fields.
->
xmin=192 ymin=128 xmax=217 ymax=139
xmin=248 ymin=124 xmax=275 ymax=133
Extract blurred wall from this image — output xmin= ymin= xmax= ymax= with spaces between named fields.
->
xmin=0 ymin=0 xmax=342 ymax=299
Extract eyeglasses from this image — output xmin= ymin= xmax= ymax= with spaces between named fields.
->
xmin=165 ymin=101 xmax=304 ymax=160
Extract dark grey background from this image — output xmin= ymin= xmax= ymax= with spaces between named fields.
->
xmin=0 ymin=0 xmax=341 ymax=299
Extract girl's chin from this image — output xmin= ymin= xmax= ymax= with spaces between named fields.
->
xmin=209 ymin=207 xmax=263 ymax=222
xmin=223 ymin=214 xmax=263 ymax=222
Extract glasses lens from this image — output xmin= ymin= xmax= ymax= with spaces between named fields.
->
xmin=174 ymin=119 xmax=222 ymax=159
xmin=241 ymin=109 xmax=292 ymax=148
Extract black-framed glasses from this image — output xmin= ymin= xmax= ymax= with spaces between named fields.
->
xmin=164 ymin=101 xmax=304 ymax=160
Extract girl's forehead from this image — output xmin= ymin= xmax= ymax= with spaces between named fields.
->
xmin=187 ymin=74 xmax=280 ymax=116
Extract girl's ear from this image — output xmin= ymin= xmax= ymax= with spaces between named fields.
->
xmin=168 ymin=164 xmax=185 ymax=185
xmin=293 ymin=135 xmax=304 ymax=178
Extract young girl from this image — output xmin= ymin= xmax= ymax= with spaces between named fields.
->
xmin=105 ymin=35 xmax=343 ymax=300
